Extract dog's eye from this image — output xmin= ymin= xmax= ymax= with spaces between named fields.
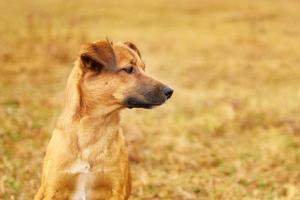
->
xmin=123 ymin=66 xmax=135 ymax=74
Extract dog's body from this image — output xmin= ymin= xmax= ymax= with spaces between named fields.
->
xmin=34 ymin=40 xmax=173 ymax=200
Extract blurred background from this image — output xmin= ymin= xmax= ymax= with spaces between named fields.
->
xmin=1 ymin=0 xmax=300 ymax=199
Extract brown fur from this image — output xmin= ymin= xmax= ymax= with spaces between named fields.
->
xmin=34 ymin=40 xmax=172 ymax=200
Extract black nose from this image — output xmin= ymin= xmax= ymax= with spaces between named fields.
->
xmin=163 ymin=87 xmax=174 ymax=99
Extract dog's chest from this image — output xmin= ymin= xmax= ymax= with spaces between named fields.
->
xmin=68 ymin=161 xmax=115 ymax=200
xmin=70 ymin=162 xmax=91 ymax=200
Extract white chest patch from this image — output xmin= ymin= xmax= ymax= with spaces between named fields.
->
xmin=69 ymin=161 xmax=90 ymax=174
xmin=73 ymin=174 xmax=87 ymax=200
xmin=68 ymin=161 xmax=90 ymax=200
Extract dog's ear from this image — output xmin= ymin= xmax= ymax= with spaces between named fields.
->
xmin=124 ymin=41 xmax=141 ymax=58
xmin=80 ymin=40 xmax=116 ymax=73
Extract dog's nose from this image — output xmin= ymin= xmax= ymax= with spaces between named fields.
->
xmin=163 ymin=87 xmax=174 ymax=99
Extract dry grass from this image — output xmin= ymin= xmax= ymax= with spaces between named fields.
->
xmin=1 ymin=0 xmax=300 ymax=199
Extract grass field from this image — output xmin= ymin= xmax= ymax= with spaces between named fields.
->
xmin=1 ymin=0 xmax=300 ymax=199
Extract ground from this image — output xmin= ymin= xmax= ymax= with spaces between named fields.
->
xmin=1 ymin=0 xmax=300 ymax=199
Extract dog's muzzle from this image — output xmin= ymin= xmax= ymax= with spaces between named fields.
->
xmin=123 ymin=86 xmax=174 ymax=109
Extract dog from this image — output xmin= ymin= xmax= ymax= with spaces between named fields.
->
xmin=34 ymin=39 xmax=173 ymax=200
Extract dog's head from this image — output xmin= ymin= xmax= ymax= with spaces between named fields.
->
xmin=78 ymin=39 xmax=173 ymax=110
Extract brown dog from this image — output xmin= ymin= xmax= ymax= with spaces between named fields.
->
xmin=34 ymin=39 xmax=173 ymax=200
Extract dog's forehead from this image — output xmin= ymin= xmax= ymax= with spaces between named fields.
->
xmin=113 ymin=43 xmax=144 ymax=68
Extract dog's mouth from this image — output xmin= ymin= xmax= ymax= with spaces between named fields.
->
xmin=124 ymin=97 xmax=165 ymax=109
